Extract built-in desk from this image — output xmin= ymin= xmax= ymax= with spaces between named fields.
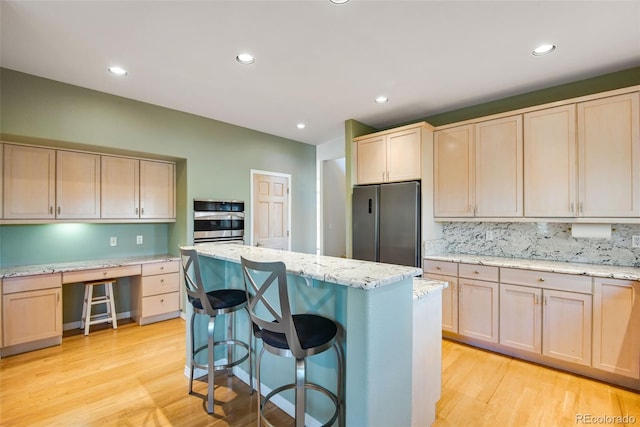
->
xmin=0 ymin=255 xmax=180 ymax=357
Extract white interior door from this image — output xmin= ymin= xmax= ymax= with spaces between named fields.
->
xmin=252 ymin=171 xmax=290 ymax=250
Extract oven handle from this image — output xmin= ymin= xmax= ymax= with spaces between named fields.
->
xmin=194 ymin=212 xmax=245 ymax=220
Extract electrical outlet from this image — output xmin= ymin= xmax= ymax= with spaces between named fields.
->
xmin=632 ymin=235 xmax=640 ymax=249
xmin=110 ymin=236 xmax=118 ymax=247
xmin=136 ymin=235 xmax=144 ymax=245
xmin=485 ymin=230 xmax=495 ymax=241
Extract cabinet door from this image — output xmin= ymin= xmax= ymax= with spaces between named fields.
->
xmin=458 ymin=278 xmax=498 ymax=343
xmin=56 ymin=150 xmax=101 ymax=219
xmin=499 ymin=284 xmax=542 ymax=354
xmin=524 ymin=105 xmax=577 ymax=217
xmin=593 ymin=278 xmax=640 ymax=379
xmin=101 ymin=156 xmax=140 ymax=219
xmin=356 ymin=135 xmax=387 ymax=184
xmin=475 ymin=115 xmax=523 ymax=217
xmin=577 ymin=93 xmax=640 ymax=217
xmin=434 ymin=125 xmax=475 ymax=217
xmin=386 ymin=128 xmax=421 ymax=182
xmin=0 ymin=143 xmax=3 ymax=219
xmin=426 ymin=273 xmax=458 ymax=333
xmin=542 ymin=289 xmax=592 ymax=366
xmin=3 ymin=288 xmax=62 ymax=347
xmin=140 ymin=160 xmax=175 ymax=219
xmin=3 ymin=144 xmax=56 ymax=219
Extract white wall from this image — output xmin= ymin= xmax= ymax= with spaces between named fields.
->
xmin=317 ymin=137 xmax=346 ymax=256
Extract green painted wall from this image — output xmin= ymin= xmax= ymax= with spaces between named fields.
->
xmin=0 ymin=68 xmax=317 ymax=270
xmin=420 ymin=66 xmax=640 ymax=127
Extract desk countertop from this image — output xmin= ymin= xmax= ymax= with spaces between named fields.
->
xmin=0 ymin=255 xmax=179 ymax=279
xmin=186 ymin=243 xmax=422 ymax=290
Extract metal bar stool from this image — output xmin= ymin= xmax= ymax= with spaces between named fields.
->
xmin=80 ymin=279 xmax=118 ymax=336
xmin=180 ymin=248 xmax=253 ymax=415
xmin=241 ymin=256 xmax=343 ymax=427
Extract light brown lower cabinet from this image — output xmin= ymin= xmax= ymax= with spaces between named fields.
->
xmin=542 ymin=289 xmax=592 ymax=366
xmin=2 ymin=274 xmax=62 ymax=348
xmin=592 ymin=278 xmax=640 ymax=379
xmin=131 ymin=261 xmax=180 ymax=326
xmin=458 ymin=264 xmax=499 ymax=343
xmin=499 ymin=283 xmax=542 ymax=354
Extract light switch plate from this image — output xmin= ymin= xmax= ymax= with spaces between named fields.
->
xmin=136 ymin=235 xmax=143 ymax=245
xmin=110 ymin=236 xmax=118 ymax=247
xmin=632 ymin=235 xmax=640 ymax=249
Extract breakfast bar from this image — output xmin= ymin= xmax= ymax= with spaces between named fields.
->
xmin=186 ymin=243 xmax=445 ymax=427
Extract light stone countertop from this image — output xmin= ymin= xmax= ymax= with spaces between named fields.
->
xmin=413 ymin=277 xmax=448 ymax=301
xmin=425 ymin=253 xmax=640 ymax=281
xmin=0 ymin=255 xmax=179 ymax=279
xmin=186 ymin=243 xmax=422 ymax=290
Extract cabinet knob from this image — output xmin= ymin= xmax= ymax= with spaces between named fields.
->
xmin=160 ymin=279 xmax=164 ymax=283
xmin=50 ymin=206 xmax=54 ymax=214
xmin=538 ymin=277 xmax=545 ymax=282
xmin=57 ymin=206 xmax=61 ymax=215
xmin=103 ymin=272 xmax=108 ymax=276
xmin=436 ymin=266 xmax=441 ymax=270
xmin=474 ymin=270 xmax=480 ymax=274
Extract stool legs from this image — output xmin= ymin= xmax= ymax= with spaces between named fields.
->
xmin=295 ymin=358 xmax=306 ymax=427
xmin=81 ymin=280 xmax=118 ymax=336
xmin=188 ymin=311 xmax=196 ymax=394
xmin=207 ymin=315 xmax=215 ymax=414
xmin=84 ymin=284 xmax=93 ymax=336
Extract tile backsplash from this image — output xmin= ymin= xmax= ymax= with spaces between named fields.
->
xmin=426 ymin=222 xmax=640 ymax=267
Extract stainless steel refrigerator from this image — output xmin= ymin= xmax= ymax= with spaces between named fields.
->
xmin=352 ymin=181 xmax=421 ymax=267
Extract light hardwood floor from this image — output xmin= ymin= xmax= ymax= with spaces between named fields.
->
xmin=1 ymin=318 xmax=638 ymax=426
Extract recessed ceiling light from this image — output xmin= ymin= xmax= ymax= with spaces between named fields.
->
xmin=330 ymin=0 xmax=350 ymax=4
xmin=375 ymin=96 xmax=389 ymax=104
xmin=236 ymin=53 xmax=255 ymax=64
xmin=532 ymin=44 xmax=556 ymax=56
xmin=107 ymin=66 xmax=128 ymax=76
xmin=296 ymin=123 xmax=306 ymax=129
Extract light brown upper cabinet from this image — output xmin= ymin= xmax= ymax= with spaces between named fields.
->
xmin=577 ymin=93 xmax=639 ymax=217
xmin=3 ymin=144 xmax=56 ymax=219
xmin=434 ymin=115 xmax=523 ymax=218
xmin=56 ymin=150 xmax=101 ymax=219
xmin=0 ymin=143 xmax=3 ymax=219
xmin=4 ymin=145 xmax=100 ymax=219
xmin=3 ymin=143 xmax=175 ymax=222
xmin=139 ymin=160 xmax=175 ymax=219
xmin=354 ymin=124 xmax=423 ymax=185
xmin=434 ymin=124 xmax=475 ymax=217
xmin=101 ymin=155 xmax=140 ymax=219
xmin=102 ymin=156 xmax=175 ymax=220
xmin=524 ymin=105 xmax=577 ymax=217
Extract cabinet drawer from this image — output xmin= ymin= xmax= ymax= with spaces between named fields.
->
xmin=62 ymin=265 xmax=142 ymax=283
xmin=142 ymin=292 xmax=179 ymax=317
xmin=459 ymin=263 xmax=499 ymax=282
xmin=501 ymin=268 xmax=592 ymax=293
xmin=423 ymin=260 xmax=458 ymax=277
xmin=142 ymin=260 xmax=179 ymax=276
xmin=3 ymin=273 xmax=62 ymax=294
xmin=142 ymin=272 xmax=179 ymax=297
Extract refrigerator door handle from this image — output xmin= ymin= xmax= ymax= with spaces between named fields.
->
xmin=368 ymin=198 xmax=372 ymax=214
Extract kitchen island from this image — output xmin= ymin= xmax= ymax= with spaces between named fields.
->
xmin=185 ymin=243 xmax=444 ymax=427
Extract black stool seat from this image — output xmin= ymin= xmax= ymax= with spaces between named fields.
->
xmin=262 ymin=314 xmax=337 ymax=351
xmin=189 ymin=289 xmax=247 ymax=311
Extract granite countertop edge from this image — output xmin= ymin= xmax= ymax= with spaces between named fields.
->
xmin=0 ymin=255 xmax=179 ymax=279
xmin=186 ymin=244 xmax=422 ymax=290
xmin=424 ymin=254 xmax=640 ymax=281
xmin=413 ymin=277 xmax=448 ymax=300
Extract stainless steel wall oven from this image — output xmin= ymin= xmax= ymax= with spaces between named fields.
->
xmin=193 ymin=199 xmax=245 ymax=244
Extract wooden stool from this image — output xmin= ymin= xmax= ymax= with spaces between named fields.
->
xmin=80 ymin=279 xmax=118 ymax=336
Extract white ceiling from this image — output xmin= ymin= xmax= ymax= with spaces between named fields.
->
xmin=1 ymin=1 xmax=639 ymax=146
